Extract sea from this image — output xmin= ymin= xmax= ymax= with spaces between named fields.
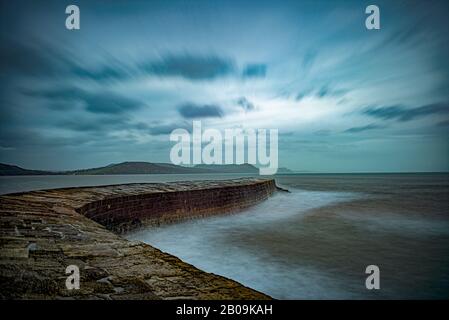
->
xmin=1 ymin=173 xmax=448 ymax=299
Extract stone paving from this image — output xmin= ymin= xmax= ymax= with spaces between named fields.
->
xmin=0 ymin=178 xmax=276 ymax=299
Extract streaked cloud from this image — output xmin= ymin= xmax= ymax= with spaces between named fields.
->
xmin=143 ymin=121 xmax=192 ymax=135
xmin=70 ymin=62 xmax=131 ymax=82
xmin=343 ymin=124 xmax=386 ymax=133
xmin=24 ymin=88 xmax=144 ymax=115
xmin=83 ymin=93 xmax=143 ymax=114
xmin=363 ymin=103 xmax=449 ymax=122
xmin=236 ymin=97 xmax=255 ymax=112
xmin=0 ymin=0 xmax=448 ymax=172
xmin=296 ymin=86 xmax=348 ymax=101
xmin=142 ymin=54 xmax=235 ymax=80
xmin=242 ymin=64 xmax=267 ymax=78
xmin=0 ymin=37 xmax=69 ymax=77
xmin=178 ymin=103 xmax=224 ymax=118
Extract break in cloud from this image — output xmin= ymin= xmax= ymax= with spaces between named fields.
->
xmin=0 ymin=0 xmax=448 ymax=172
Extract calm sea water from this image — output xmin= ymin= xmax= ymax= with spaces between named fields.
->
xmin=2 ymin=173 xmax=448 ymax=299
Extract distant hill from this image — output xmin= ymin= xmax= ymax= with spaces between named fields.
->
xmin=67 ymin=162 xmax=214 ymax=175
xmin=277 ymin=167 xmax=295 ymax=174
xmin=69 ymin=162 xmax=262 ymax=175
xmin=0 ymin=163 xmax=54 ymax=176
xmin=0 ymin=161 xmax=288 ymax=176
xmin=0 ymin=161 xmax=293 ymax=176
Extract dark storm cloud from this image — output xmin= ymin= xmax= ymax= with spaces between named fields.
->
xmin=0 ymin=128 xmax=42 ymax=148
xmin=23 ymin=87 xmax=84 ymax=100
xmin=60 ymin=114 xmax=132 ymax=133
xmin=60 ymin=116 xmax=182 ymax=136
xmin=24 ymin=88 xmax=143 ymax=115
xmin=343 ymin=124 xmax=386 ymax=133
xmin=83 ymin=93 xmax=142 ymax=114
xmin=1 ymin=35 xmax=266 ymax=85
xmin=242 ymin=64 xmax=267 ymax=78
xmin=70 ymin=63 xmax=130 ymax=82
xmin=362 ymin=102 xmax=449 ymax=122
xmin=178 ymin=103 xmax=223 ymax=118
xmin=0 ymin=37 xmax=71 ymax=77
xmin=143 ymin=54 xmax=235 ymax=80
xmin=0 ymin=36 xmax=131 ymax=86
xmin=0 ymin=125 xmax=92 ymax=148
xmin=236 ymin=97 xmax=255 ymax=112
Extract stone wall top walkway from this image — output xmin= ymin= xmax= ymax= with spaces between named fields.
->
xmin=0 ymin=178 xmax=275 ymax=299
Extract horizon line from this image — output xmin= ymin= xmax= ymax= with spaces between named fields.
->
xmin=1 ymin=161 xmax=448 ymax=175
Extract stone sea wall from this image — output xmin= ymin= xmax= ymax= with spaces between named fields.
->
xmin=0 ymin=178 xmax=276 ymax=299
xmin=78 ymin=179 xmax=277 ymax=233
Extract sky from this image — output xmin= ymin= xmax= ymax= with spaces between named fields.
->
xmin=0 ymin=0 xmax=448 ymax=172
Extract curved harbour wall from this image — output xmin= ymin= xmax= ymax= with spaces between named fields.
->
xmin=78 ymin=178 xmax=277 ymax=233
xmin=0 ymin=178 xmax=276 ymax=299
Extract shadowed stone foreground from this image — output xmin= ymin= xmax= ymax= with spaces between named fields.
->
xmin=0 ymin=178 xmax=276 ymax=299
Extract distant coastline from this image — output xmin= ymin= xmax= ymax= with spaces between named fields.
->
xmin=0 ymin=162 xmax=294 ymax=176
xmin=1 ymin=162 xmax=446 ymax=176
